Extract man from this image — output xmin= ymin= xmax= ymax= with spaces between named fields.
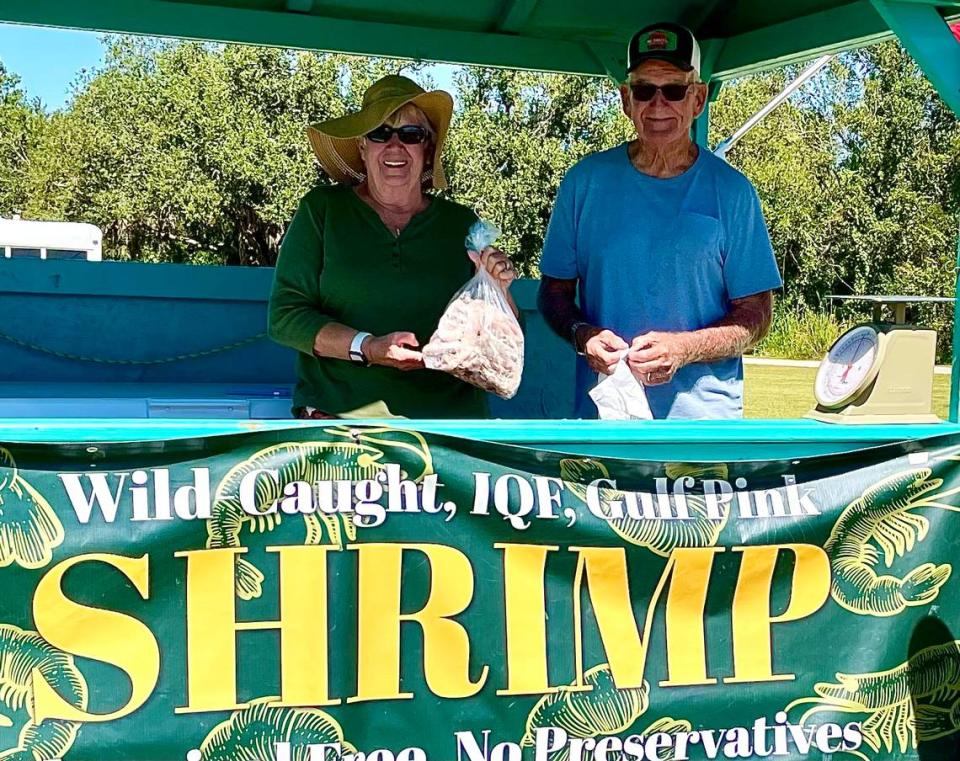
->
xmin=538 ymin=22 xmax=782 ymax=419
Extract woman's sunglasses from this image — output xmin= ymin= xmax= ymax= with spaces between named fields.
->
xmin=630 ymin=83 xmax=692 ymax=102
xmin=365 ymin=124 xmax=429 ymax=144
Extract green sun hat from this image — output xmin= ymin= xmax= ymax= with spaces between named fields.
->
xmin=307 ymin=74 xmax=453 ymax=190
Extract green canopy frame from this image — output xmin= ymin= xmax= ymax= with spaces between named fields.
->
xmin=0 ymin=0 xmax=958 ymax=415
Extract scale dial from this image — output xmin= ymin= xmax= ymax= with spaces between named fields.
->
xmin=815 ymin=325 xmax=883 ymax=409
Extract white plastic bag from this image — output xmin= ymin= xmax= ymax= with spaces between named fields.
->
xmin=589 ymin=356 xmax=653 ymax=420
xmin=423 ymin=221 xmax=524 ymax=399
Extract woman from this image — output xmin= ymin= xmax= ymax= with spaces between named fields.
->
xmin=269 ymin=75 xmax=517 ymax=419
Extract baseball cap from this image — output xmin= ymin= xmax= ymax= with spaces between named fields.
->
xmin=627 ymin=23 xmax=701 ymax=77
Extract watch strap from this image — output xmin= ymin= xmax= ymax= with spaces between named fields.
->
xmin=349 ymin=332 xmax=372 ymax=365
xmin=569 ymin=321 xmax=590 ymax=356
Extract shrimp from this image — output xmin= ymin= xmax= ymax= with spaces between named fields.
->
xmin=207 ymin=427 xmax=433 ymax=599
xmin=559 ymin=459 xmax=729 ymax=555
xmin=825 ymin=468 xmax=953 ymax=617
xmin=200 ymin=697 xmax=355 ymax=760
xmin=0 ymin=624 xmax=87 ymax=761
xmin=0 ymin=449 xmax=64 ymax=570
xmin=520 ymin=665 xmax=691 ymax=761
xmin=787 ymin=640 xmax=960 ymax=758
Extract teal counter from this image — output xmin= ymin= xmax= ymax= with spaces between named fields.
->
xmin=2 ymin=418 xmax=956 ymax=459
xmin=3 ymin=258 xmax=955 ymax=459
xmin=0 ymin=258 xmax=572 ymax=419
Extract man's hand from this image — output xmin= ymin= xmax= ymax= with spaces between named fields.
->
xmin=363 ymin=332 xmax=424 ymax=371
xmin=627 ymin=331 xmax=692 ymax=385
xmin=578 ymin=327 xmax=629 ymax=375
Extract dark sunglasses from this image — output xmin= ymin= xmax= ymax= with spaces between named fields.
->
xmin=630 ymin=83 xmax=692 ymax=102
xmin=365 ymin=124 xmax=430 ymax=144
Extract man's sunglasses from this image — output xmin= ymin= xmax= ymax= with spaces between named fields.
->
xmin=365 ymin=124 xmax=430 ymax=144
xmin=629 ymin=83 xmax=692 ymax=102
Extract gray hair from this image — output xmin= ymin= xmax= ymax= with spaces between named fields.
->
xmin=383 ymin=103 xmax=436 ymax=139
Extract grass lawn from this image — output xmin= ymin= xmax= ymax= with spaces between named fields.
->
xmin=743 ymin=363 xmax=952 ymax=419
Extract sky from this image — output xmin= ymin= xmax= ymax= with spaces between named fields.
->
xmin=0 ymin=21 xmax=460 ymax=112
xmin=0 ymin=23 xmax=105 ymax=110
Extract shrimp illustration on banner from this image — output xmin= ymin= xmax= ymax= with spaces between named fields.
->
xmin=520 ymin=665 xmax=690 ymax=761
xmin=199 ymin=697 xmax=355 ymax=760
xmin=207 ymin=426 xmax=433 ymax=599
xmin=559 ymin=459 xmax=730 ymax=554
xmin=787 ymin=640 xmax=960 ymax=759
xmin=0 ymin=624 xmax=87 ymax=761
xmin=825 ymin=466 xmax=960 ymax=617
xmin=0 ymin=448 xmax=64 ymax=570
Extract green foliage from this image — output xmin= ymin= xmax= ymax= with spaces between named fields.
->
xmin=2 ymin=37 xmax=958 ymax=360
xmin=711 ymin=43 xmax=959 ymax=360
xmin=444 ymin=67 xmax=630 ymax=276
xmin=21 ymin=38 xmax=419 ymax=265
xmin=0 ymin=64 xmax=44 ymax=217
xmin=753 ymin=301 xmax=846 ymax=360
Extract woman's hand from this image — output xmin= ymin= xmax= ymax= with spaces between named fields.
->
xmin=470 ymin=247 xmax=516 ymax=291
xmin=363 ymin=332 xmax=425 ymax=371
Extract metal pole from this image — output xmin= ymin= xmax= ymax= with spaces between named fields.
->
xmin=714 ymin=55 xmax=832 ymax=158
xmin=951 ymin=223 xmax=960 ymax=422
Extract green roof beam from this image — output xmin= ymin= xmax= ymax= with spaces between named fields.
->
xmin=496 ymin=0 xmax=541 ymax=33
xmin=285 ymin=0 xmax=314 ymax=12
xmin=869 ymin=0 xmax=960 ymax=115
xmin=883 ymin=0 xmax=960 ymax=6
xmin=0 ymin=0 xmax=625 ymax=77
xmin=712 ymin=2 xmax=893 ymax=80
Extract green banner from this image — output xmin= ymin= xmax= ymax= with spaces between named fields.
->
xmin=1 ymin=426 xmax=960 ymax=761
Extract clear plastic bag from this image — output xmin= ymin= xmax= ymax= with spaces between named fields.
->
xmin=423 ymin=221 xmax=524 ymax=399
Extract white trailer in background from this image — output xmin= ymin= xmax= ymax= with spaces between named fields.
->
xmin=0 ymin=216 xmax=103 ymax=261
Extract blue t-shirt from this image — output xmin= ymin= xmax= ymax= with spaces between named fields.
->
xmin=540 ymin=144 xmax=782 ymax=420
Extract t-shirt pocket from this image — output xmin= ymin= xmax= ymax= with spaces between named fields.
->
xmin=669 ymin=212 xmax=723 ymax=285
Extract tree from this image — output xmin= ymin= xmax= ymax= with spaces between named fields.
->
xmin=6 ymin=35 xmax=958 ymax=358
xmin=0 ymin=64 xmax=44 ymax=217
xmin=23 ymin=38 xmax=416 ymax=265
xmin=711 ymin=44 xmax=959 ymax=357
xmin=444 ymin=67 xmax=630 ymax=275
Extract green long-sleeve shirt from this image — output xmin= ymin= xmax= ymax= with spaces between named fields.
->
xmin=268 ymin=184 xmax=488 ymax=418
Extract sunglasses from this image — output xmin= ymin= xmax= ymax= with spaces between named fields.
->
xmin=365 ymin=124 xmax=430 ymax=145
xmin=629 ymin=83 xmax=692 ymax=102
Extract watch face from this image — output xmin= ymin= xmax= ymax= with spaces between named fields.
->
xmin=814 ymin=325 xmax=881 ymax=408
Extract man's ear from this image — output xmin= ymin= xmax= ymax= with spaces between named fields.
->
xmin=619 ymin=83 xmax=632 ymax=118
xmin=692 ymin=82 xmax=708 ymax=118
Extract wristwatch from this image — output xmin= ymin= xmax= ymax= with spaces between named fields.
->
xmin=349 ymin=332 xmax=372 ymax=366
xmin=569 ymin=321 xmax=590 ymax=356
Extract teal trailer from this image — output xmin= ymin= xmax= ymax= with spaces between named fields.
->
xmin=0 ymin=0 xmax=958 ymax=458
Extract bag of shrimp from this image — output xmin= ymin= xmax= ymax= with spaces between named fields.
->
xmin=422 ymin=220 xmax=524 ymax=399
